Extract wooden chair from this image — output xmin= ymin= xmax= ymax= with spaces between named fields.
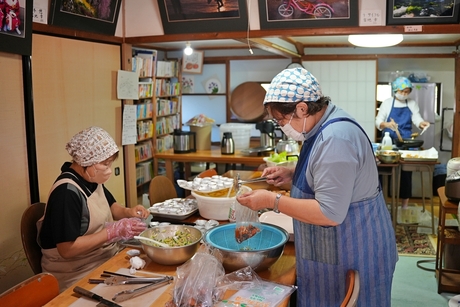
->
xmin=149 ymin=175 xmax=177 ymax=205
xmin=197 ymin=168 xmax=218 ymax=178
xmin=340 ymin=269 xmax=360 ymax=307
xmin=0 ymin=273 xmax=59 ymax=307
xmin=20 ymin=202 xmax=45 ymax=274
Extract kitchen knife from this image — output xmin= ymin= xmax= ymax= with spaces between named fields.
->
xmin=73 ymin=286 xmax=122 ymax=307
xmin=112 ymin=276 xmax=173 ymax=302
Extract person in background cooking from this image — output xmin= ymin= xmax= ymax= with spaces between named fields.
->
xmin=38 ymin=126 xmax=149 ymax=291
xmin=375 ymin=77 xmax=430 ymax=211
xmin=237 ymin=68 xmax=397 ymax=307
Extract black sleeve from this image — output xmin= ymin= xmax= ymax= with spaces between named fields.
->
xmin=103 ymin=185 xmax=117 ymax=206
xmin=39 ymin=183 xmax=86 ymax=249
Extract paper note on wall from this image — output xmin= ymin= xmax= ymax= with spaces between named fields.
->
xmin=117 ymin=70 xmax=138 ymax=100
xmin=122 ymin=105 xmax=137 ymax=145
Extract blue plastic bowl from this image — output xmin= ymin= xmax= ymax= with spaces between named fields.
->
xmin=203 ymin=223 xmax=289 ymax=272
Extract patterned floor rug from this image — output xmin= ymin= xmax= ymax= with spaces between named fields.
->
xmin=395 ymin=225 xmax=436 ymax=256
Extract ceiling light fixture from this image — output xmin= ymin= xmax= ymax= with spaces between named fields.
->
xmin=348 ymin=34 xmax=404 ymax=48
xmin=184 ymin=42 xmax=193 ymax=55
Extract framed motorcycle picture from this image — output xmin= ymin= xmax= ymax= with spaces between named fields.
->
xmin=258 ymin=0 xmax=359 ymax=29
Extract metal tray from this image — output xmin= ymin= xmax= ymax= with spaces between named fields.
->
xmin=148 ymin=198 xmax=198 ymax=220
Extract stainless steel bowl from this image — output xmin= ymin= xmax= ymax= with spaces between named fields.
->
xmin=203 ymin=223 xmax=289 ymax=272
xmin=377 ymin=150 xmax=401 ymax=164
xmin=138 ymin=225 xmax=202 ymax=265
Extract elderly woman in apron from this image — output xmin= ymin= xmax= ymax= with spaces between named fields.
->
xmin=237 ymin=68 xmax=398 ymax=306
xmin=38 ymin=126 xmax=150 ymax=291
xmin=375 ymin=77 xmax=430 ymax=210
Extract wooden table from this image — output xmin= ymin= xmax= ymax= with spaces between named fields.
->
xmin=44 ymin=170 xmax=296 ymax=307
xmin=155 ymin=146 xmax=265 ymax=181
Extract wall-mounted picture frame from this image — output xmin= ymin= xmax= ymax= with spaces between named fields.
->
xmin=49 ymin=0 xmax=122 ymax=35
xmin=258 ymin=0 xmax=358 ymax=30
xmin=0 ymin=0 xmax=32 ymax=56
xmin=157 ymin=0 xmax=248 ymax=34
xmin=182 ymin=51 xmax=204 ymax=74
xmin=386 ymin=0 xmax=460 ymax=25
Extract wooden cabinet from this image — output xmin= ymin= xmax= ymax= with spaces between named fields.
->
xmin=436 ymin=187 xmax=460 ymax=294
xmin=122 ymin=45 xmax=182 ymax=204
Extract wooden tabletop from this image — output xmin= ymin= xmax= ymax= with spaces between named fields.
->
xmin=45 ymin=170 xmax=296 ymax=307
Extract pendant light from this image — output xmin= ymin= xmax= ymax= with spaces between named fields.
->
xmin=348 ymin=34 xmax=404 ymax=48
xmin=184 ymin=42 xmax=193 ymax=55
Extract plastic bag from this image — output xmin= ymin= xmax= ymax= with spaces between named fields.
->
xmin=234 ymin=194 xmax=261 ymax=244
xmin=168 ymin=244 xmax=225 ymax=307
xmin=214 ymin=266 xmax=297 ymax=307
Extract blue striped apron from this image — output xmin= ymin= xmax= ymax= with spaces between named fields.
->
xmin=292 ymin=117 xmax=397 ymax=307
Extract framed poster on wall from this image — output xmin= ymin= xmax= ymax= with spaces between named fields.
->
xmin=387 ymin=0 xmax=460 ymax=25
xmin=0 ymin=0 xmax=33 ymax=56
xmin=158 ymin=0 xmax=248 ymax=34
xmin=49 ymin=0 xmax=122 ymax=35
xmin=258 ymin=0 xmax=359 ymax=30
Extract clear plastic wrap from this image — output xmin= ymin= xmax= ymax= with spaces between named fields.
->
xmin=234 ymin=198 xmax=261 ymax=244
xmin=168 ymin=245 xmax=225 ymax=307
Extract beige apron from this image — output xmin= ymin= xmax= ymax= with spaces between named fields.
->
xmin=37 ymin=178 xmax=120 ymax=292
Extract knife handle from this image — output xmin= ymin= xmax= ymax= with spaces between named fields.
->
xmin=73 ymin=286 xmax=101 ymax=300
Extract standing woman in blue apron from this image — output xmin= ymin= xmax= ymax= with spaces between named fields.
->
xmin=375 ymin=77 xmax=430 ymax=210
xmin=237 ymin=68 xmax=397 ymax=306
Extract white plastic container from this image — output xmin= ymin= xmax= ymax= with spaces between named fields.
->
xmin=381 ymin=132 xmax=393 ymax=150
xmin=447 ymin=157 xmax=460 ymax=176
xmin=192 ymin=186 xmax=251 ymax=221
xmin=219 ymin=123 xmax=253 ymax=150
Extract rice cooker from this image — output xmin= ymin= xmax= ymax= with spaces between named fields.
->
xmin=445 ymin=157 xmax=460 ymax=201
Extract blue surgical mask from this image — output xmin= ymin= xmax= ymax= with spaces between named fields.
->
xmin=280 ymin=113 xmax=306 ymax=141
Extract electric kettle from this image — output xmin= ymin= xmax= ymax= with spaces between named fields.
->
xmin=255 ymin=120 xmax=276 ymax=148
xmin=173 ymin=129 xmax=196 ymax=153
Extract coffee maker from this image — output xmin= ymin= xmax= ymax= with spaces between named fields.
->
xmin=255 ymin=120 xmax=276 ymax=148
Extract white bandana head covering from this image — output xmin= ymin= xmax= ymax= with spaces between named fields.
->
xmin=263 ymin=67 xmax=322 ymax=104
xmin=66 ymin=126 xmax=119 ymax=167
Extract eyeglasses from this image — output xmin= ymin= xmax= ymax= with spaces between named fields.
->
xmin=93 ymin=160 xmax=114 ymax=171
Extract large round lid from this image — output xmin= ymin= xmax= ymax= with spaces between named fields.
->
xmin=230 ymin=82 xmax=266 ymax=122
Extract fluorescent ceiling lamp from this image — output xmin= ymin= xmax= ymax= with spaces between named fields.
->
xmin=348 ymin=34 xmax=403 ymax=48
xmin=184 ymin=42 xmax=193 ymax=55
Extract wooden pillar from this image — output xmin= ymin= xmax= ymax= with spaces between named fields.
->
xmin=454 ymin=51 xmax=460 ymax=157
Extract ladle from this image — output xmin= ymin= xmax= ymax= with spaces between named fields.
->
xmin=134 ymin=236 xmax=170 ymax=248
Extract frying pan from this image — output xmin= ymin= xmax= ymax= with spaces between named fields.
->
xmin=395 ymin=138 xmax=424 ymax=149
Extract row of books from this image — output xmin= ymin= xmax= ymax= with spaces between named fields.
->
xmin=156 ymin=135 xmax=174 ymax=153
xmin=132 ymin=50 xmax=157 ymax=78
xmin=138 ymin=82 xmax=153 ymax=99
xmin=136 ymin=102 xmax=153 ymax=119
xmin=136 ymin=161 xmax=153 ymax=186
xmin=156 ymin=60 xmax=178 ymax=78
xmin=156 ymin=78 xmax=180 ymax=97
xmin=134 ymin=141 xmax=153 ymax=163
xmin=137 ymin=120 xmax=153 ymax=140
xmin=156 ymin=114 xmax=180 ymax=136
xmin=157 ymin=98 xmax=180 ymax=116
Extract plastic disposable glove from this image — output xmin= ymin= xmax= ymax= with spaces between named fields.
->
xmin=106 ymin=218 xmax=147 ymax=243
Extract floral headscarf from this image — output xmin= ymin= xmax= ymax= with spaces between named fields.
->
xmin=66 ymin=126 xmax=119 ymax=167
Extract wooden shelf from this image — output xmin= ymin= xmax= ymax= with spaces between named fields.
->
xmin=182 ymin=93 xmax=226 ymax=96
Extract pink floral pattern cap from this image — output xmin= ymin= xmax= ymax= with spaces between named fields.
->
xmin=66 ymin=126 xmax=119 ymax=167
xmin=263 ymin=67 xmax=322 ymax=104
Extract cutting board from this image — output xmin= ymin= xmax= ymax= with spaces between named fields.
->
xmin=230 ymin=82 xmax=266 ymax=122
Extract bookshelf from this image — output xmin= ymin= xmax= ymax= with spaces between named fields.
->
xmin=123 ymin=46 xmax=182 ymax=202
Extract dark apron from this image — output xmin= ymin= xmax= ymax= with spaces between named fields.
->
xmin=383 ymin=97 xmax=412 ymax=140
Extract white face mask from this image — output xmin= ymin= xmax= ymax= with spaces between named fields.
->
xmin=395 ymin=93 xmax=408 ymax=101
xmin=280 ymin=113 xmax=306 ymax=141
xmin=86 ymin=164 xmax=112 ymax=184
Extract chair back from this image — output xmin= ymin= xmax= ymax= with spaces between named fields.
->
xmin=340 ymin=269 xmax=356 ymax=307
xmin=347 ymin=270 xmax=360 ymax=307
xmin=21 ymin=202 xmax=45 ymax=274
xmin=197 ymin=168 xmax=218 ymax=178
xmin=0 ymin=273 xmax=59 ymax=307
xmin=149 ymin=176 xmax=177 ymax=205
